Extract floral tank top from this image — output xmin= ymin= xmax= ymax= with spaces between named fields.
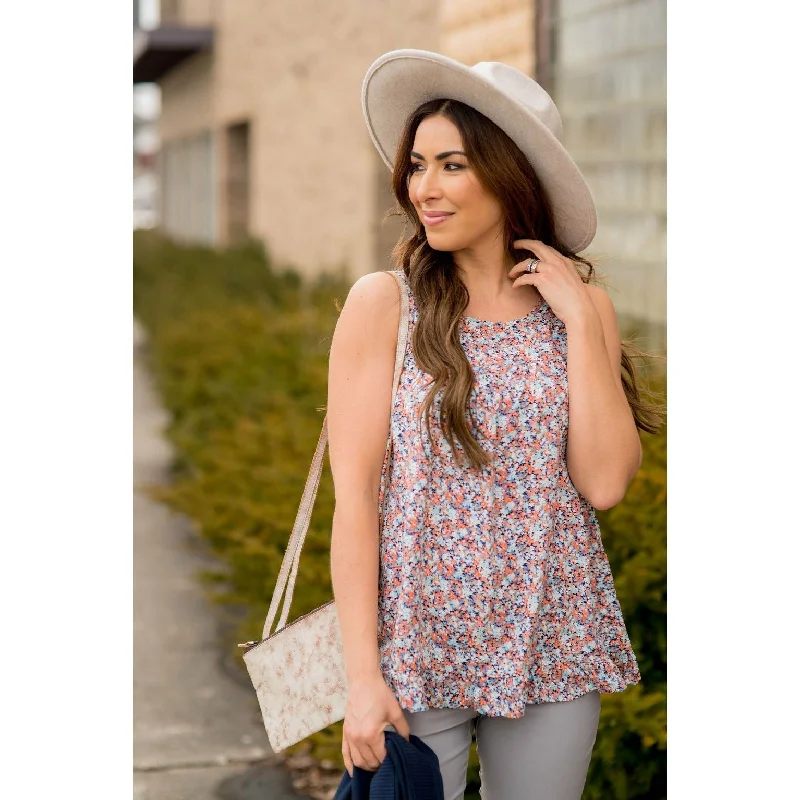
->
xmin=377 ymin=270 xmax=641 ymax=718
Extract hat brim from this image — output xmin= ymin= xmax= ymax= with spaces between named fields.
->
xmin=361 ymin=49 xmax=597 ymax=253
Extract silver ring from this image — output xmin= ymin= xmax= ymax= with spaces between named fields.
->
xmin=525 ymin=257 xmax=540 ymax=274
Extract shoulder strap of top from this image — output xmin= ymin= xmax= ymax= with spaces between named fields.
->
xmin=260 ymin=270 xmax=411 ymax=641
xmin=391 ymin=268 xmax=411 ymax=300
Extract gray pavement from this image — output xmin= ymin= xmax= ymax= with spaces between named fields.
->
xmin=133 ymin=319 xmax=302 ymax=800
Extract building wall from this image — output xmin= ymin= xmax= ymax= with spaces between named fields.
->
xmin=158 ymin=50 xmax=216 ymax=244
xmin=546 ymin=0 xmax=666 ymax=345
xmin=159 ymin=51 xmax=214 ymax=142
xmin=160 ymin=0 xmax=215 ymax=27
xmin=440 ymin=0 xmax=535 ymax=75
xmin=157 ymin=0 xmax=439 ymax=278
xmin=246 ymin=0 xmax=439 ymax=279
xmin=153 ymin=0 xmax=665 ymax=341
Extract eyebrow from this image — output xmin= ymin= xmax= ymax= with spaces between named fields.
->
xmin=410 ymin=150 xmax=467 ymax=161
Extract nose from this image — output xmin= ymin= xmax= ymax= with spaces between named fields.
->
xmin=415 ymin=165 xmax=443 ymax=204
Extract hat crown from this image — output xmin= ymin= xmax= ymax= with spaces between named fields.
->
xmin=471 ymin=61 xmax=563 ymax=142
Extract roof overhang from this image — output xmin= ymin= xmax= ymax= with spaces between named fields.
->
xmin=133 ymin=26 xmax=214 ymax=84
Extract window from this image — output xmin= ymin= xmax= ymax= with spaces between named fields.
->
xmin=161 ymin=130 xmax=216 ymax=245
xmin=226 ymin=122 xmax=251 ymax=245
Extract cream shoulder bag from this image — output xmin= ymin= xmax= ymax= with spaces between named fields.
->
xmin=239 ymin=269 xmax=410 ymax=754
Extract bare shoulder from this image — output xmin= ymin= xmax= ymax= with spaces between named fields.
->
xmin=584 ymin=283 xmax=620 ymax=332
xmin=333 ymin=270 xmax=401 ymax=350
xmin=327 ymin=271 xmax=404 ymax=490
xmin=584 ymin=282 xmax=616 ymax=313
xmin=342 ymin=270 xmax=401 ymax=316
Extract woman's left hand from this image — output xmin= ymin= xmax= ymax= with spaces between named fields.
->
xmin=508 ymin=239 xmax=593 ymax=327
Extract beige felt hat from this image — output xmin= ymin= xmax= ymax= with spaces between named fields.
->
xmin=361 ymin=49 xmax=597 ymax=253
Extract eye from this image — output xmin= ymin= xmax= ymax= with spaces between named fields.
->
xmin=408 ymin=162 xmax=465 ymax=174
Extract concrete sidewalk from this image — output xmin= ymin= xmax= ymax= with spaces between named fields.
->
xmin=133 ymin=319 xmax=302 ymax=800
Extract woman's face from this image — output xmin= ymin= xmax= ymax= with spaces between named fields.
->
xmin=408 ymin=114 xmax=505 ymax=254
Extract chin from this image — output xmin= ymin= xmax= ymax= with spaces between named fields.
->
xmin=424 ymin=228 xmax=462 ymax=246
xmin=424 ymin=238 xmax=459 ymax=252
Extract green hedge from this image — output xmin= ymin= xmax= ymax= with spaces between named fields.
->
xmin=133 ymin=230 xmax=666 ymax=798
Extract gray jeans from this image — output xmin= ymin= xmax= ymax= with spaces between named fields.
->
xmin=388 ymin=691 xmax=601 ymax=800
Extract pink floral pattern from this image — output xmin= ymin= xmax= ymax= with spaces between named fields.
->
xmin=377 ymin=270 xmax=640 ymax=718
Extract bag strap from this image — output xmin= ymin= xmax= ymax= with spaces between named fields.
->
xmin=261 ymin=270 xmax=411 ymax=640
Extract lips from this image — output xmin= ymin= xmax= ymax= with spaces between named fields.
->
xmin=422 ymin=211 xmax=454 ymax=225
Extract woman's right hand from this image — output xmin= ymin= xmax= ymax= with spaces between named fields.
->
xmin=341 ymin=673 xmax=411 ymax=777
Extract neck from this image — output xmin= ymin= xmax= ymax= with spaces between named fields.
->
xmin=453 ymin=248 xmax=518 ymax=303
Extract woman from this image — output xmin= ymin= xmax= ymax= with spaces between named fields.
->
xmin=327 ymin=50 xmax=663 ymax=800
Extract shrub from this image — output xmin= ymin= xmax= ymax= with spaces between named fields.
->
xmin=134 ymin=231 xmax=344 ymax=641
xmin=134 ymin=230 xmax=666 ymax=798
xmin=585 ymin=412 xmax=667 ymax=799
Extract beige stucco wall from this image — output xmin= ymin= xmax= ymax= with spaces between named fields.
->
xmin=244 ymin=1 xmax=440 ymax=279
xmin=158 ymin=0 xmax=440 ymax=278
xmin=158 ymin=51 xmax=214 ymax=142
xmin=178 ymin=0 xmax=215 ymax=27
xmin=160 ymin=0 xmax=215 ymax=27
xmin=440 ymin=0 xmax=534 ymax=75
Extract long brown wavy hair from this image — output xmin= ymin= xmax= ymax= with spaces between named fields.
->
xmin=385 ymin=98 xmax=665 ymax=471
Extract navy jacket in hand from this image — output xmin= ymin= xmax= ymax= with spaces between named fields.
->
xmin=333 ymin=730 xmax=445 ymax=800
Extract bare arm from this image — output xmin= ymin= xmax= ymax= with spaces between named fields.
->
xmin=508 ymin=239 xmax=642 ymax=511
xmin=328 ymin=271 xmax=412 ymax=775
xmin=565 ymin=283 xmax=642 ymax=510
xmin=327 ymin=270 xmax=401 ymax=683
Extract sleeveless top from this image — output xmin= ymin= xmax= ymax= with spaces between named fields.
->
xmin=377 ymin=270 xmax=641 ymax=718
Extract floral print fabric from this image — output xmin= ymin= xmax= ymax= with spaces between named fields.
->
xmin=377 ymin=270 xmax=640 ymax=718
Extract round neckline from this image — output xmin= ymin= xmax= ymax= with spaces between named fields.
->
xmin=461 ymin=296 xmax=547 ymax=327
